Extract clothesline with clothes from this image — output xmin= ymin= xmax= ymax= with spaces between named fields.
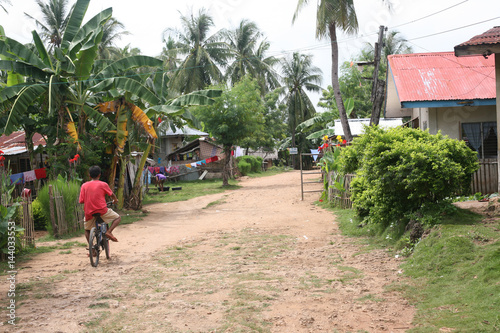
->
xmin=147 ymin=156 xmax=220 ymax=175
xmin=9 ymin=167 xmax=47 ymax=185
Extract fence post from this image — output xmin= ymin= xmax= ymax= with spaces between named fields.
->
xmin=48 ymin=185 xmax=58 ymax=237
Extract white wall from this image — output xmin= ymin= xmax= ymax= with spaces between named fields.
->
xmin=427 ymin=105 xmax=496 ymax=139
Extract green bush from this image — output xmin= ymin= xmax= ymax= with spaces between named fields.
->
xmin=237 ymin=155 xmax=263 ymax=173
xmin=32 ymin=199 xmax=48 ymax=230
xmin=37 ymin=175 xmax=82 ymax=236
xmin=238 ymin=161 xmax=251 ymax=176
xmin=339 ymin=126 xmax=479 ymax=228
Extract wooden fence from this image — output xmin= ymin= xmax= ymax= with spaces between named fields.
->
xmin=329 ymin=159 xmax=499 ymax=209
xmin=328 ymin=173 xmax=355 ymax=208
xmin=20 ymin=195 xmax=35 ymax=248
xmin=48 ymin=185 xmax=85 ymax=237
xmin=472 ymin=158 xmax=497 ymax=195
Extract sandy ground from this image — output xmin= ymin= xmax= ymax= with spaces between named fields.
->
xmin=1 ymin=171 xmax=415 ymax=332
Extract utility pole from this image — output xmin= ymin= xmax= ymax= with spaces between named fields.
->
xmin=369 ymin=25 xmax=387 ymax=126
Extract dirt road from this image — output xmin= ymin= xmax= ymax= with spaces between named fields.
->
xmin=2 ymin=171 xmax=414 ymax=332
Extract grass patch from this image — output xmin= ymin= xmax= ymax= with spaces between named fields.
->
xmin=204 ymin=196 xmax=228 ymax=209
xmin=330 ymin=202 xmax=499 ymax=332
xmin=245 ymin=166 xmax=291 ymax=178
xmin=143 ymin=178 xmax=241 ymax=205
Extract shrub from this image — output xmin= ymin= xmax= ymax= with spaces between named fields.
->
xmin=32 ymin=199 xmax=48 ymax=230
xmin=238 ymin=161 xmax=251 ymax=176
xmin=339 ymin=126 xmax=479 ymax=228
xmin=237 ymin=155 xmax=262 ymax=173
xmin=37 ymin=175 xmax=82 ymax=236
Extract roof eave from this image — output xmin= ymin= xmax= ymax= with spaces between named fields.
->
xmin=401 ymin=99 xmax=496 ymax=109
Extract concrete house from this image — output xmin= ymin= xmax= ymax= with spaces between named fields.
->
xmin=386 ymin=52 xmax=496 ymax=155
xmin=385 ymin=51 xmax=497 ymax=193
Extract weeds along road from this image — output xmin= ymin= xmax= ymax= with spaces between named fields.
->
xmin=2 ymin=171 xmax=414 ymax=332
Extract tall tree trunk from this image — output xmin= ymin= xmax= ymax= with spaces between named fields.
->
xmin=370 ymin=80 xmax=385 ymax=126
xmin=108 ymin=154 xmax=119 ymax=186
xmin=116 ymin=156 xmax=126 ymax=210
xmin=329 ymin=22 xmax=353 ymax=142
xmin=222 ymin=146 xmax=231 ymax=186
xmin=129 ymin=143 xmax=152 ymax=210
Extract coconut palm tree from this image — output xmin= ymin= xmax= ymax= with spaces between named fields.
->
xmin=24 ymin=0 xmax=74 ymax=49
xmin=293 ymin=0 xmax=359 ymax=142
xmin=223 ymin=19 xmax=280 ymax=95
xmin=98 ymin=17 xmax=129 ymax=60
xmin=281 ymin=52 xmax=322 ymax=167
xmin=163 ymin=8 xmax=230 ymax=94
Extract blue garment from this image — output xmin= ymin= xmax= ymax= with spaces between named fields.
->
xmin=10 ymin=173 xmax=24 ymax=185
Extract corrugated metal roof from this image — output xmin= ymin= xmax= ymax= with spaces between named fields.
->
xmin=388 ymin=52 xmax=496 ymax=103
xmin=0 ymin=131 xmax=46 ymax=156
xmin=158 ymin=125 xmax=208 ymax=137
xmin=456 ymin=26 xmax=500 ymax=48
xmin=334 ymin=118 xmax=404 ymax=136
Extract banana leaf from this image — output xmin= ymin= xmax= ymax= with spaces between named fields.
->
xmin=306 ymin=128 xmax=335 ymax=140
xmin=0 ymin=37 xmax=48 ymax=70
xmin=84 ymin=105 xmax=115 ymax=132
xmin=94 ymin=56 xmax=163 ymax=82
xmin=2 ymin=84 xmax=47 ymax=134
xmin=90 ymin=77 xmax=160 ymax=105
xmin=32 ymin=30 xmax=52 ymax=69
xmin=61 ymin=0 xmax=91 ymax=51
xmin=127 ymin=103 xmax=157 ymax=140
xmin=74 ymin=28 xmax=103 ymax=80
xmin=0 ymin=60 xmax=48 ymax=80
xmin=68 ymin=8 xmax=112 ymax=59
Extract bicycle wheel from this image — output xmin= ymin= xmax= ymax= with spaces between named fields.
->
xmin=89 ymin=228 xmax=100 ymax=267
xmin=102 ymin=235 xmax=110 ymax=259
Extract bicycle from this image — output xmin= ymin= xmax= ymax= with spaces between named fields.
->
xmin=88 ymin=204 xmax=113 ymax=267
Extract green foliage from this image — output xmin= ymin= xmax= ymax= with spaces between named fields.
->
xmin=194 ymin=76 xmax=265 ymax=149
xmin=37 ymin=175 xmax=82 ymax=236
xmin=317 ymin=146 xmax=344 ymax=202
xmin=238 ymin=161 xmax=251 ymax=176
xmin=236 ymin=155 xmax=263 ymax=175
xmin=400 ymin=220 xmax=500 ymax=331
xmin=339 ymin=126 xmax=479 ymax=227
xmin=32 ymin=199 xmax=48 ymax=231
xmin=0 ymin=168 xmax=24 ymax=255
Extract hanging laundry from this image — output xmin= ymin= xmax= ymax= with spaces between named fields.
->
xmin=160 ymin=166 xmax=165 ymax=173
xmin=23 ymin=170 xmax=36 ymax=182
xmin=211 ymin=156 xmax=219 ymax=162
xmin=191 ymin=163 xmax=197 ymax=168
xmin=148 ymin=167 xmax=154 ymax=174
xmin=185 ymin=164 xmax=191 ymax=169
xmin=10 ymin=173 xmax=24 ymax=185
xmin=34 ymin=168 xmax=47 ymax=180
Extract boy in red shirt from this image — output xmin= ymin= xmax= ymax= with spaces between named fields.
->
xmin=79 ymin=165 xmax=121 ymax=244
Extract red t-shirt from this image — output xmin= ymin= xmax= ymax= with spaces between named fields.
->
xmin=79 ymin=180 xmax=113 ymax=221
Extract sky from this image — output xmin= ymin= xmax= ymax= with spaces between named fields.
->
xmin=1 ymin=0 xmax=500 ymax=107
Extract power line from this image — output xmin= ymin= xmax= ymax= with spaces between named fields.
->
xmin=408 ymin=16 xmax=500 ymax=41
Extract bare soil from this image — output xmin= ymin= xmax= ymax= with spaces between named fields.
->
xmin=2 ymin=171 xmax=415 ymax=332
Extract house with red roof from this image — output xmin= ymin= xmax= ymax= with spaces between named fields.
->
xmin=454 ymin=26 xmax=500 ymax=192
xmin=0 ymin=131 xmax=46 ymax=174
xmin=385 ymin=50 xmax=497 ymax=193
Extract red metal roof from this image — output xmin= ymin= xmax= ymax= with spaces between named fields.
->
xmin=456 ymin=26 xmax=500 ymax=48
xmin=0 ymin=131 xmax=46 ymax=156
xmin=388 ymin=52 xmax=496 ymax=103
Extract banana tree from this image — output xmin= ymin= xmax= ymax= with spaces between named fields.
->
xmin=94 ymin=86 xmax=222 ymax=210
xmin=0 ymin=0 xmax=162 ymax=176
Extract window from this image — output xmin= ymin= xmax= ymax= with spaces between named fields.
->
xmin=461 ymin=122 xmax=497 ymax=158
